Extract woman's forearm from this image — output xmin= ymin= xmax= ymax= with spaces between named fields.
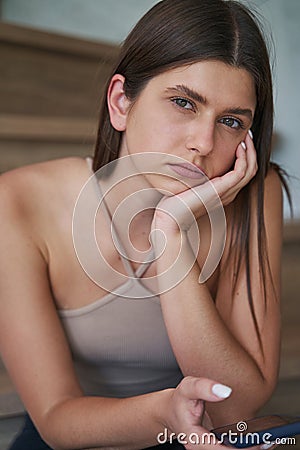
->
xmin=155 ymin=232 xmax=269 ymax=423
xmin=41 ymin=389 xmax=171 ymax=450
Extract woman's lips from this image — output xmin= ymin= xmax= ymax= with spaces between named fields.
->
xmin=167 ymin=163 xmax=207 ymax=179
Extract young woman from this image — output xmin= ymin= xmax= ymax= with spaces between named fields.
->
xmin=0 ymin=0 xmax=287 ymax=449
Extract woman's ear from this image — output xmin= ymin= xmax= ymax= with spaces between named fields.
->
xmin=107 ymin=74 xmax=131 ymax=131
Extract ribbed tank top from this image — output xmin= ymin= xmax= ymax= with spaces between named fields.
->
xmin=58 ymin=157 xmax=183 ymax=398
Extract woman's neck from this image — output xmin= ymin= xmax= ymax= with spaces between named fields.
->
xmin=97 ymin=154 xmax=162 ymax=256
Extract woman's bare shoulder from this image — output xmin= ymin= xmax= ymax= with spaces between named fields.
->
xmin=0 ymin=156 xmax=86 ymax=188
xmin=249 ymin=165 xmax=283 ymax=220
xmin=0 ymin=157 xmax=89 ymax=256
xmin=0 ymin=156 xmax=87 ymax=211
xmin=264 ymin=165 xmax=283 ymax=197
xmin=252 ymin=165 xmax=283 ymax=197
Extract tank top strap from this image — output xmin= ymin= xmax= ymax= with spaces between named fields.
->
xmin=86 ymin=157 xmax=157 ymax=279
xmin=133 ymin=249 xmax=155 ymax=278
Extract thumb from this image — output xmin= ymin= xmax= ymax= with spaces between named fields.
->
xmin=179 ymin=376 xmax=232 ymax=403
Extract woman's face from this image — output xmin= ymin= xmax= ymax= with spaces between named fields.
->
xmin=118 ymin=60 xmax=256 ymax=192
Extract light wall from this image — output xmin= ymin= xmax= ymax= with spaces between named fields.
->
xmin=2 ymin=0 xmax=299 ymax=218
xmin=258 ymin=0 xmax=300 ymax=219
xmin=1 ymin=0 xmax=158 ymax=44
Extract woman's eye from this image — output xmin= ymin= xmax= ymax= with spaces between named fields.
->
xmin=221 ymin=117 xmax=243 ymax=130
xmin=172 ymin=97 xmax=194 ymax=110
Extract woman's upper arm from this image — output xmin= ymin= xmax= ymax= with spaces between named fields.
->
xmin=215 ymin=169 xmax=283 ymax=391
xmin=0 ymin=173 xmax=82 ymax=432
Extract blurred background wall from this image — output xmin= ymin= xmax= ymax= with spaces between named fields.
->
xmin=1 ymin=0 xmax=158 ymax=44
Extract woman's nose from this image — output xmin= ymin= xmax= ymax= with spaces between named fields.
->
xmin=185 ymin=119 xmax=215 ymax=155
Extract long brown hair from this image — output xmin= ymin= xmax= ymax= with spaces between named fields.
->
xmin=92 ymin=0 xmax=290 ymax=345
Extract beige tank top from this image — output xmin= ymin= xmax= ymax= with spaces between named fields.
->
xmin=58 ymin=158 xmax=183 ymax=398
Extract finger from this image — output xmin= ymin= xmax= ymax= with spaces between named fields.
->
xmin=179 ymin=376 xmax=232 ymax=403
xmin=210 ymin=144 xmax=247 ymax=196
xmin=245 ymin=131 xmax=258 ymax=178
xmin=222 ymin=138 xmax=256 ymax=191
xmin=232 ymin=142 xmax=249 ymax=183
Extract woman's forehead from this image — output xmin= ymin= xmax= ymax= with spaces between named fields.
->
xmin=146 ymin=61 xmax=257 ymax=110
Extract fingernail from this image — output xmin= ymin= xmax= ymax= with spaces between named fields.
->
xmin=248 ymin=129 xmax=253 ymax=139
xmin=212 ymin=383 xmax=232 ymax=399
xmin=260 ymin=443 xmax=274 ymax=449
xmin=241 ymin=141 xmax=247 ymax=150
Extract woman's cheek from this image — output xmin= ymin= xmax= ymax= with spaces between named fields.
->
xmin=216 ymin=149 xmax=237 ymax=177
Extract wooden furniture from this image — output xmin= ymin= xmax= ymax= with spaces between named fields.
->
xmin=280 ymin=222 xmax=300 ymax=379
xmin=0 ymin=22 xmax=119 ymax=172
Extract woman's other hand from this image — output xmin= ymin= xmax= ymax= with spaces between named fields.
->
xmin=160 ymin=376 xmax=233 ymax=449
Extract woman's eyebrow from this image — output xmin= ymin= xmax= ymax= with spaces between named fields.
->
xmin=165 ymin=84 xmax=207 ymax=105
xmin=224 ymin=107 xmax=253 ymax=121
xmin=165 ymin=84 xmax=253 ymax=121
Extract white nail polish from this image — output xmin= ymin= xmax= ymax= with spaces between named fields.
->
xmin=241 ymin=141 xmax=247 ymax=150
xmin=212 ymin=383 xmax=232 ymax=399
xmin=260 ymin=442 xmax=275 ymax=449
xmin=248 ymin=129 xmax=253 ymax=139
